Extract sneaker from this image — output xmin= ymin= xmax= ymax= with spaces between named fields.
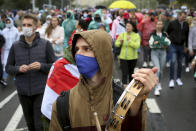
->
xmin=149 ymin=61 xmax=153 ymax=67
xmin=0 ymin=79 xmax=7 ymax=86
xmin=166 ymin=62 xmax=170 ymax=67
xmin=185 ymin=67 xmax=190 ymax=72
xmin=142 ymin=62 xmax=147 ymax=67
xmin=157 ymin=83 xmax=162 ymax=91
xmin=154 ymin=88 xmax=160 ymax=96
xmin=176 ymin=78 xmax=183 ymax=86
xmin=169 ymin=79 xmax=174 ymax=88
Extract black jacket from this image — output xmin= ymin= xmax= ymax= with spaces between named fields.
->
xmin=0 ymin=34 xmax=5 ymax=49
xmin=167 ymin=19 xmax=189 ymax=47
xmin=6 ymin=33 xmax=56 ymax=96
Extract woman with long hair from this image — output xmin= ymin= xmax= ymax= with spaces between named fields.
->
xmin=45 ymin=16 xmax=64 ymax=57
xmin=149 ymin=20 xmax=170 ymax=96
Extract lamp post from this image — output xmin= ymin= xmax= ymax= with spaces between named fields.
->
xmin=32 ymin=0 xmax=36 ymax=12
xmin=61 ymin=0 xmax=64 ymax=9
xmin=49 ymin=0 xmax=52 ymax=8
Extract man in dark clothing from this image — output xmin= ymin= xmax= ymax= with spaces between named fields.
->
xmin=0 ymin=32 xmax=7 ymax=86
xmin=6 ymin=14 xmax=56 ymax=131
xmin=167 ymin=11 xmax=189 ymax=88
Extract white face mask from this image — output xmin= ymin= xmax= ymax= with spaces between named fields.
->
xmin=22 ymin=27 xmax=34 ymax=37
xmin=83 ymin=13 xmax=88 ymax=18
xmin=193 ymin=21 xmax=196 ymax=26
xmin=46 ymin=20 xmax=51 ymax=24
xmin=6 ymin=23 xmax=12 ymax=28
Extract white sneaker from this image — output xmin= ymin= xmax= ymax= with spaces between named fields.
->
xmin=176 ymin=78 xmax=183 ymax=86
xmin=149 ymin=61 xmax=153 ymax=67
xmin=142 ymin=62 xmax=147 ymax=67
xmin=157 ymin=83 xmax=162 ymax=91
xmin=185 ymin=67 xmax=190 ymax=72
xmin=154 ymin=88 xmax=160 ymax=96
xmin=169 ymin=79 xmax=174 ymax=88
xmin=166 ymin=62 xmax=170 ymax=67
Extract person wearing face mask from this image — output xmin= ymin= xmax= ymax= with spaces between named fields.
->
xmin=49 ymin=30 xmax=158 ymax=131
xmin=45 ymin=16 xmax=65 ymax=57
xmin=138 ymin=12 xmax=157 ymax=68
xmin=42 ymin=15 xmax=52 ymax=30
xmin=6 ymin=14 xmax=56 ymax=131
xmin=102 ymin=8 xmax=112 ymax=30
xmin=62 ymin=11 xmax=77 ymax=48
xmin=88 ymin=9 xmax=110 ymax=32
xmin=1 ymin=18 xmax=19 ymax=80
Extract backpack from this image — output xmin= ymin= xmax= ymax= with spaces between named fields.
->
xmin=56 ymin=80 xmax=124 ymax=131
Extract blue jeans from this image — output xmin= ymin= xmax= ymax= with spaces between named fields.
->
xmin=151 ymin=49 xmax=166 ymax=89
xmin=170 ymin=44 xmax=184 ymax=80
xmin=166 ymin=46 xmax=171 ymax=63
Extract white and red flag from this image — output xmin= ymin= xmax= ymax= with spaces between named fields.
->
xmin=41 ymin=58 xmax=80 ymax=120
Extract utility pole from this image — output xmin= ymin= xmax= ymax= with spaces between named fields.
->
xmin=61 ymin=0 xmax=64 ymax=9
xmin=49 ymin=0 xmax=52 ymax=8
xmin=32 ymin=0 xmax=36 ymax=12
xmin=77 ymin=0 xmax=81 ymax=8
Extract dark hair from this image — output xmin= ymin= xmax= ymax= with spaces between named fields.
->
xmin=94 ymin=14 xmax=101 ymax=22
xmin=125 ymin=21 xmax=138 ymax=33
xmin=67 ymin=12 xmax=71 ymax=18
xmin=22 ymin=14 xmax=38 ymax=25
xmin=1 ymin=13 xmax=7 ymax=19
xmin=45 ymin=16 xmax=60 ymax=37
xmin=78 ymin=19 xmax=88 ymax=30
xmin=178 ymin=11 xmax=186 ymax=16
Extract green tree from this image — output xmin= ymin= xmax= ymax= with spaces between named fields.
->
xmin=1 ymin=0 xmax=31 ymax=9
xmin=176 ymin=0 xmax=196 ymax=7
xmin=0 ymin=0 xmax=4 ymax=7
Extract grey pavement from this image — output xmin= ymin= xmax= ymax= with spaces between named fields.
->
xmin=0 ymin=59 xmax=195 ymax=131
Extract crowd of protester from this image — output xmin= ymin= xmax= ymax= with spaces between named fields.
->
xmin=0 ymin=6 xmax=196 ymax=130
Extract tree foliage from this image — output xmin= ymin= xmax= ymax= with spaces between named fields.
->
xmin=176 ymin=0 xmax=196 ymax=7
xmin=0 ymin=0 xmax=4 ymax=7
xmin=1 ymin=0 xmax=31 ymax=9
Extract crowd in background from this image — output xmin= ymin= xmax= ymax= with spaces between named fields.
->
xmin=0 ymin=6 xmax=196 ymax=131
xmin=0 ymin=7 xmax=196 ymax=94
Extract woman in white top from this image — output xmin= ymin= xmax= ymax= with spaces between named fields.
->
xmin=2 ymin=18 xmax=19 ymax=79
xmin=45 ymin=16 xmax=64 ymax=57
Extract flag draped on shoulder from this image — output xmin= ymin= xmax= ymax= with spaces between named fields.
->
xmin=41 ymin=58 xmax=79 ymax=119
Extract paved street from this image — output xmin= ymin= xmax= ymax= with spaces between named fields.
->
xmin=0 ymin=60 xmax=196 ymax=131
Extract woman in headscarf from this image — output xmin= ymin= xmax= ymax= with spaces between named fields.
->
xmin=50 ymin=30 xmax=158 ymax=131
xmin=88 ymin=9 xmax=110 ymax=32
xmin=62 ymin=11 xmax=76 ymax=48
xmin=2 ymin=18 xmax=19 ymax=79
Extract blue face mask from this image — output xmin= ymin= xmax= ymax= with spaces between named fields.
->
xmin=75 ymin=54 xmax=99 ymax=79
